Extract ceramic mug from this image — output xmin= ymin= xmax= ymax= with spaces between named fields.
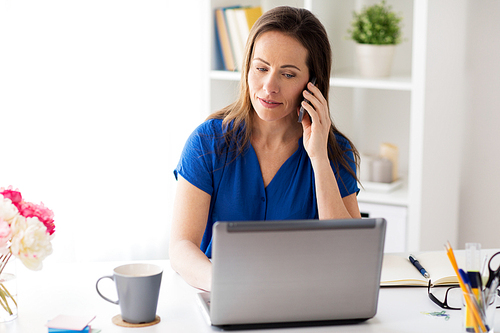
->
xmin=96 ymin=263 xmax=163 ymax=324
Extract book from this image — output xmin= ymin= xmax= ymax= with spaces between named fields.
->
xmin=224 ymin=7 xmax=245 ymax=71
xmin=215 ymin=8 xmax=236 ymax=71
xmin=214 ymin=6 xmax=262 ymax=72
xmin=243 ymin=6 xmax=263 ymax=31
xmin=235 ymin=8 xmax=251 ymax=58
xmin=234 ymin=6 xmax=263 ymax=59
xmin=380 ymin=251 xmax=465 ymax=286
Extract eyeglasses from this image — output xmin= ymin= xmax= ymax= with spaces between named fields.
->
xmin=427 ymin=280 xmax=462 ymax=310
xmin=427 ymin=280 xmax=500 ymax=310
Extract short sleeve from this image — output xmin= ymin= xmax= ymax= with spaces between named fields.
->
xmin=332 ymin=135 xmax=360 ymax=197
xmin=174 ymin=120 xmax=224 ymax=196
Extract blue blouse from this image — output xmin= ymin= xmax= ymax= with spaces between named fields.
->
xmin=174 ymin=119 xmax=359 ymax=258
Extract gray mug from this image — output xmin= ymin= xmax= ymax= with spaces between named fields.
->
xmin=96 ymin=263 xmax=163 ymax=324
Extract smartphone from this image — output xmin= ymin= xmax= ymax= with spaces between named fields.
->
xmin=298 ymin=76 xmax=317 ymax=123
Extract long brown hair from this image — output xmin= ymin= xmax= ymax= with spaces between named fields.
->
xmin=207 ymin=6 xmax=359 ymax=182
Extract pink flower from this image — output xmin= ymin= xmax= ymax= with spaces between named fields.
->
xmin=18 ymin=201 xmax=55 ymax=235
xmin=0 ymin=187 xmax=55 ymax=271
xmin=0 ymin=187 xmax=23 ymax=210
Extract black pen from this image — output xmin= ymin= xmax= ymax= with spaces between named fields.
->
xmin=409 ymin=254 xmax=430 ymax=279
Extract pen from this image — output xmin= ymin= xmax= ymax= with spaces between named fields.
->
xmin=409 ymin=254 xmax=430 ymax=279
xmin=459 ymin=269 xmax=472 ymax=291
xmin=446 ymin=241 xmax=488 ymax=333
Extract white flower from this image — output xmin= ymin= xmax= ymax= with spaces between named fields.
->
xmin=0 ymin=219 xmax=11 ymax=255
xmin=10 ymin=216 xmax=53 ymax=271
xmin=0 ymin=195 xmax=19 ymax=224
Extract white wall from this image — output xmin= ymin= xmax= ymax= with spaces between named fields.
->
xmin=1 ymin=0 xmax=499 ymax=264
xmin=0 ymin=0 xmax=206 ymax=263
xmin=419 ymin=0 xmax=467 ymax=250
xmin=459 ymin=0 xmax=500 ymax=248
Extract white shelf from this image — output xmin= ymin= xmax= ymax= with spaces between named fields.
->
xmin=210 ymin=70 xmax=240 ymax=81
xmin=331 ymin=70 xmax=413 ymax=91
xmin=357 ymin=180 xmax=409 ymax=207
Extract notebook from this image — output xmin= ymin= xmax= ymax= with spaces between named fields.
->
xmin=380 ymin=251 xmax=464 ymax=286
xmin=197 ymin=218 xmax=386 ymax=329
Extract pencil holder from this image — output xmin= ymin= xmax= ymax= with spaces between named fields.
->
xmin=462 ymin=290 xmax=496 ymax=333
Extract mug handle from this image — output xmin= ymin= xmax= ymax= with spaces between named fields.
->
xmin=96 ymin=275 xmax=119 ymax=305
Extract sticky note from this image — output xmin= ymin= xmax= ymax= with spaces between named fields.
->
xmin=46 ymin=314 xmax=96 ymax=331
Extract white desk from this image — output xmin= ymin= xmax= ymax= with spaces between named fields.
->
xmin=1 ymin=259 xmax=498 ymax=333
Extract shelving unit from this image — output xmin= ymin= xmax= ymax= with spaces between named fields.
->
xmin=203 ymin=0 xmax=465 ymax=252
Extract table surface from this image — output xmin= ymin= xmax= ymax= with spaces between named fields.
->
xmin=1 ymin=257 xmax=498 ymax=333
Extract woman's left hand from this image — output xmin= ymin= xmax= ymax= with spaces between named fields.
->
xmin=299 ymin=82 xmax=331 ymax=162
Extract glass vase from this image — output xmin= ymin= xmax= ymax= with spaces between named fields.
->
xmin=0 ymin=256 xmax=17 ymax=322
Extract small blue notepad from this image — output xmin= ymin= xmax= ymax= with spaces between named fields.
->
xmin=46 ymin=314 xmax=96 ymax=332
xmin=48 ymin=326 xmax=90 ymax=333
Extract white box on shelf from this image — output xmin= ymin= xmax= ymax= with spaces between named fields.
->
xmin=360 ymin=179 xmax=404 ymax=193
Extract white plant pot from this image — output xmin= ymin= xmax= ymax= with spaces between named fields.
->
xmin=356 ymin=44 xmax=396 ymax=78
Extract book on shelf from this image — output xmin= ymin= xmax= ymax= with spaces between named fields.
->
xmin=215 ymin=8 xmax=236 ymax=71
xmin=214 ymin=6 xmax=262 ymax=72
xmin=223 ymin=7 xmax=244 ymax=71
xmin=380 ymin=251 xmax=464 ymax=286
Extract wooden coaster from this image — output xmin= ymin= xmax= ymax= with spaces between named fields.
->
xmin=112 ymin=314 xmax=161 ymax=327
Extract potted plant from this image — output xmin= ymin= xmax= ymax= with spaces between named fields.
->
xmin=346 ymin=1 xmax=403 ymax=78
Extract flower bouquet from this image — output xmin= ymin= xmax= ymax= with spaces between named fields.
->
xmin=0 ymin=186 xmax=55 ymax=321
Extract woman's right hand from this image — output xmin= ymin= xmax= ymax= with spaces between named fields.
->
xmin=299 ymin=82 xmax=331 ymax=164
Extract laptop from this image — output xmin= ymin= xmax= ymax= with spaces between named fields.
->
xmin=197 ymin=218 xmax=386 ymax=329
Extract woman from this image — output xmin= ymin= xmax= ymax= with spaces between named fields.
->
xmin=170 ymin=6 xmax=361 ymax=291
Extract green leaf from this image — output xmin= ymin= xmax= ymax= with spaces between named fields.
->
xmin=346 ymin=0 xmax=403 ymax=45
